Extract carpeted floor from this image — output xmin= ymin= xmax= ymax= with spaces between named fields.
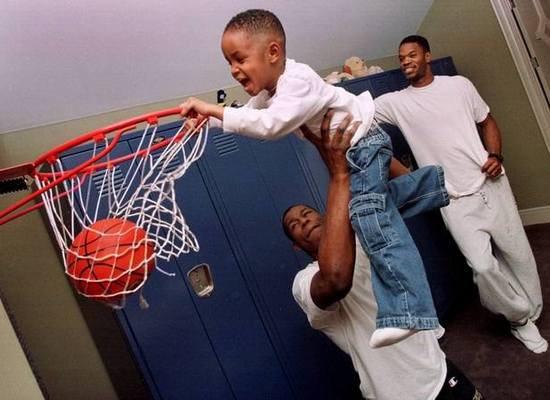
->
xmin=439 ymin=223 xmax=550 ymax=400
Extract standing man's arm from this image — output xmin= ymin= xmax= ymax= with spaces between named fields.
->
xmin=300 ymin=112 xmax=357 ymax=309
xmin=478 ymin=113 xmax=503 ymax=178
xmin=374 ymin=95 xmax=411 ymax=178
xmin=390 ymin=158 xmax=410 ymax=178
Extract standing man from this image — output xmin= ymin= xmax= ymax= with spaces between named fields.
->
xmin=374 ymin=35 xmax=546 ymax=353
xmin=284 ymin=112 xmax=485 ymax=399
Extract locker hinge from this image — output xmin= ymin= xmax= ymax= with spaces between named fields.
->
xmin=509 ymin=0 xmax=516 ymax=9
xmin=531 ymin=56 xmax=540 ymax=69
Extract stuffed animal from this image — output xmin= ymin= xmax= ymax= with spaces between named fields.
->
xmin=343 ymin=56 xmax=384 ymax=78
xmin=323 ymin=56 xmax=384 ymax=84
xmin=323 ymin=71 xmax=354 ymax=84
xmin=343 ymin=56 xmax=369 ymax=78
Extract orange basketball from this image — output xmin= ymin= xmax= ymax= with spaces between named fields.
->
xmin=66 ymin=218 xmax=155 ymax=304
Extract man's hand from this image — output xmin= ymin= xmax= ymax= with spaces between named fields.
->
xmin=300 ymin=110 xmax=358 ymax=178
xmin=478 ymin=114 xmax=503 ymax=179
xmin=481 ymin=156 xmax=502 ymax=179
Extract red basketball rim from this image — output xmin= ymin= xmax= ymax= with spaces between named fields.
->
xmin=0 ymin=108 xmax=206 ymax=225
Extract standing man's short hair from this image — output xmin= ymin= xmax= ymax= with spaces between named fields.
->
xmin=224 ymin=9 xmax=286 ymax=50
xmin=399 ymin=35 xmax=431 ymax=52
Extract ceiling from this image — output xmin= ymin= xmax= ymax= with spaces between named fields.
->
xmin=0 ymin=0 xmax=434 ymax=134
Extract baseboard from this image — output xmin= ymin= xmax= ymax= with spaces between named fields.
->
xmin=519 ymin=205 xmax=550 ymax=226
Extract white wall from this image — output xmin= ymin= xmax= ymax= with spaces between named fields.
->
xmin=1 ymin=0 xmax=433 ymax=134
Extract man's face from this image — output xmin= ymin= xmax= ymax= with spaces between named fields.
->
xmin=283 ymin=205 xmax=323 ymax=255
xmin=398 ymin=42 xmax=431 ymax=82
xmin=221 ymin=29 xmax=278 ymax=96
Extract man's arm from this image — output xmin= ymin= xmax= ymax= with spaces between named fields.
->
xmin=390 ymin=157 xmax=410 ymax=178
xmin=478 ymin=113 xmax=503 ymax=178
xmin=300 ymin=112 xmax=357 ymax=309
xmin=373 ymin=96 xmax=411 ymax=178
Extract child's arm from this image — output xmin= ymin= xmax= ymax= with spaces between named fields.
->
xmin=223 ymin=80 xmax=325 ymax=140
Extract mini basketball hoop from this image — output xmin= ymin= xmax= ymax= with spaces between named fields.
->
xmin=0 ymin=108 xmax=208 ymax=308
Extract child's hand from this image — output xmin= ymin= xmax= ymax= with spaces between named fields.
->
xmin=179 ymin=97 xmax=208 ymax=118
xmin=179 ymin=98 xmax=224 ymax=131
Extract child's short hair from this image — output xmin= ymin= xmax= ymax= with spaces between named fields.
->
xmin=225 ymin=9 xmax=286 ymax=50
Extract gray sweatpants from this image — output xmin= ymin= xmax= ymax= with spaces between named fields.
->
xmin=441 ymin=175 xmax=542 ymax=324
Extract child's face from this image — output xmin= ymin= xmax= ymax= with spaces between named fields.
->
xmin=221 ymin=30 xmax=280 ymax=96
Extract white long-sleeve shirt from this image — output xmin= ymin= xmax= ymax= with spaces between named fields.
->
xmin=219 ymin=59 xmax=375 ymax=146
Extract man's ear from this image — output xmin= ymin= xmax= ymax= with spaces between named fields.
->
xmin=425 ymin=51 xmax=432 ymax=63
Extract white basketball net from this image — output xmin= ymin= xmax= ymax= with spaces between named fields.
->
xmin=35 ymin=119 xmax=208 ymax=307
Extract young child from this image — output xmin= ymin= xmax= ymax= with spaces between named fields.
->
xmin=180 ymin=9 xmax=449 ymax=348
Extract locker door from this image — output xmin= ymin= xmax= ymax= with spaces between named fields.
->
xmin=336 ymin=74 xmax=375 ymax=96
xmin=60 ymin=141 xmax=235 ymax=400
xmin=118 ymin=161 xmax=293 ymax=400
xmin=60 ymin=129 xmax=294 ymax=400
xmin=122 ymin=127 xmax=294 ymax=400
xmin=369 ymin=71 xmax=401 ymax=96
xmin=198 ymin=129 xmax=362 ymax=399
xmin=431 ymin=56 xmax=458 ymax=76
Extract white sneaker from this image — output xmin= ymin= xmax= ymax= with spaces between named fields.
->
xmin=369 ymin=327 xmax=418 ymax=348
xmin=511 ymin=320 xmax=548 ymax=354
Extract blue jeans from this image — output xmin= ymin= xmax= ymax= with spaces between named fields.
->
xmin=346 ymin=123 xmax=449 ymax=330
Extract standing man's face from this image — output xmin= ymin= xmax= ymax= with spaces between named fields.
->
xmin=398 ymin=42 xmax=432 ymax=82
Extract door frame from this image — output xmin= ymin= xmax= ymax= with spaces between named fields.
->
xmin=490 ymin=0 xmax=550 ymax=155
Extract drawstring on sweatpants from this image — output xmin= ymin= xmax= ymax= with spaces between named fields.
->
xmin=479 ymin=191 xmax=491 ymax=209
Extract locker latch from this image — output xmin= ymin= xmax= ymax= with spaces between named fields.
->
xmin=187 ymin=263 xmax=214 ymax=298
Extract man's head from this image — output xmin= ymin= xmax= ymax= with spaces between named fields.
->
xmin=221 ymin=9 xmax=286 ymax=96
xmin=398 ymin=35 xmax=433 ymax=86
xmin=282 ymin=204 xmax=324 ymax=259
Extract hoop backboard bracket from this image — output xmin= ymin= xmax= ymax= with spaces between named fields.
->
xmin=0 ymin=163 xmax=34 ymax=194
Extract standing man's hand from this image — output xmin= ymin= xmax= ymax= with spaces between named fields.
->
xmin=481 ymin=155 xmax=503 ymax=179
xmin=478 ymin=114 xmax=503 ymax=179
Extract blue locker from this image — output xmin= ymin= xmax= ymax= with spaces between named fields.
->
xmin=60 ymin=123 xmax=361 ymax=399
xmin=59 ymin=57 xmax=469 ymax=400
xmin=198 ymin=130 xmax=362 ymax=399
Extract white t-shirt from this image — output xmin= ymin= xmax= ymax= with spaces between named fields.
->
xmin=292 ymin=239 xmax=446 ymax=400
xmin=374 ymin=75 xmax=494 ymax=197
xmin=221 ymin=59 xmax=375 ymax=145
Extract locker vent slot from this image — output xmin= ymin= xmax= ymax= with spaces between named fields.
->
xmin=213 ymin=132 xmax=239 ymax=156
xmin=92 ymin=168 xmax=125 ymax=198
xmin=152 ymin=153 xmax=181 ymax=174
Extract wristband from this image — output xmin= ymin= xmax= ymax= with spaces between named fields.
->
xmin=488 ymin=153 xmax=503 ymax=163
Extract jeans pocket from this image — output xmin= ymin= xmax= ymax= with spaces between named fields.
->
xmin=346 ymin=145 xmax=362 ymax=172
xmin=349 ymin=193 xmax=397 ymax=253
